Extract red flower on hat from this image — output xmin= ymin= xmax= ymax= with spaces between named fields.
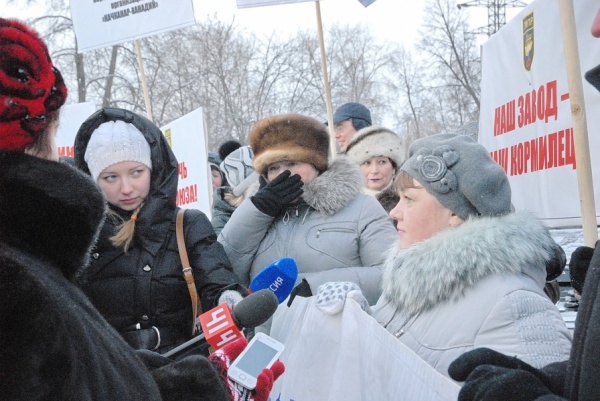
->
xmin=0 ymin=18 xmax=67 ymax=151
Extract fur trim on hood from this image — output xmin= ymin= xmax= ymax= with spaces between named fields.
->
xmin=301 ymin=156 xmax=364 ymax=215
xmin=0 ymin=152 xmax=105 ymax=281
xmin=381 ymin=212 xmax=554 ymax=316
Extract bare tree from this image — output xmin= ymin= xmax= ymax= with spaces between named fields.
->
xmin=418 ymin=0 xmax=481 ymax=131
xmin=17 ymin=0 xmax=486 ymax=151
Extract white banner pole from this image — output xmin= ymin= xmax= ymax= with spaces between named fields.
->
xmin=558 ymin=0 xmax=597 ymax=246
xmin=135 ymin=39 xmax=154 ymax=122
xmin=314 ymin=1 xmax=336 ymax=159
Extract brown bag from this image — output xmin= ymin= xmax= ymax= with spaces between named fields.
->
xmin=176 ymin=209 xmax=202 ymax=335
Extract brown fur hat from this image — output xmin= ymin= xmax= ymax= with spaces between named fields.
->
xmin=250 ymin=114 xmax=330 ymax=176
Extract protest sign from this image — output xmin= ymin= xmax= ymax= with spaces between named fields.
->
xmin=479 ymin=0 xmax=600 ymax=228
xmin=162 ymin=108 xmax=212 ymax=216
xmin=270 ymin=297 xmax=460 ymax=401
xmin=237 ymin=0 xmax=315 ymax=9
xmin=70 ymin=0 xmax=196 ymax=53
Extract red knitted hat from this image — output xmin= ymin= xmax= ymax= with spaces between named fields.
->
xmin=0 ymin=18 xmax=67 ymax=151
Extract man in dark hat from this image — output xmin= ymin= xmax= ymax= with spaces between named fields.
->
xmin=332 ymin=102 xmax=372 ymax=153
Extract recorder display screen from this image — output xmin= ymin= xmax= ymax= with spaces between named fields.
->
xmin=235 ymin=341 xmax=279 ymax=377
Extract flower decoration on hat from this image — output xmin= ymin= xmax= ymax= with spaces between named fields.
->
xmin=410 ymin=145 xmax=459 ymax=194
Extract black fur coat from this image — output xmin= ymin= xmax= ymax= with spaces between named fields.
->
xmin=0 ymin=152 xmax=227 ymax=401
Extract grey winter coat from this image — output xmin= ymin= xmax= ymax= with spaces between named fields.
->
xmin=372 ymin=212 xmax=572 ymax=379
xmin=218 ymin=156 xmax=397 ymax=305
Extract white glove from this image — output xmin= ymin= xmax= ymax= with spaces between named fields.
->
xmin=315 ymin=282 xmax=372 ymax=315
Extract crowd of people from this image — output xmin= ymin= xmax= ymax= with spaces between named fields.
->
xmin=3 ymin=8 xmax=600 ymax=401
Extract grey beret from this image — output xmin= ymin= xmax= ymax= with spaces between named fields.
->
xmin=401 ymin=133 xmax=511 ymax=220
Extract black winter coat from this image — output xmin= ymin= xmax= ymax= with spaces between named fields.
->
xmin=74 ymin=108 xmax=246 ymax=352
xmin=0 ymin=151 xmax=162 ymax=400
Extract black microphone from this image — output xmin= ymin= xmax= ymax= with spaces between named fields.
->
xmin=163 ymin=289 xmax=278 ymax=358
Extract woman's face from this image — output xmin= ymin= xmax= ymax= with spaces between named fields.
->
xmin=97 ymin=161 xmax=151 ymax=211
xmin=267 ymin=160 xmax=319 ymax=184
xmin=211 ymin=168 xmax=223 ymax=191
xmin=389 ymin=178 xmax=459 ymax=249
xmin=360 ymin=156 xmax=396 ymax=191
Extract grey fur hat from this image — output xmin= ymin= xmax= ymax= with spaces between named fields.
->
xmin=345 ymin=126 xmax=404 ymax=166
xmin=402 ymin=133 xmax=511 ymax=220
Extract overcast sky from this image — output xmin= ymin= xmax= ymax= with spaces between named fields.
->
xmin=3 ymin=0 xmax=532 ymax=48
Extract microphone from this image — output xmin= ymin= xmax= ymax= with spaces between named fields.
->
xmin=249 ymin=257 xmax=298 ymax=304
xmin=163 ymin=289 xmax=278 ymax=358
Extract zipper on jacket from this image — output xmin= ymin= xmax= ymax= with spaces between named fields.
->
xmin=316 ymin=227 xmax=355 ymax=238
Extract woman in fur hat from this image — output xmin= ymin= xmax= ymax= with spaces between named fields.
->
xmin=345 ymin=126 xmax=404 ymax=219
xmin=447 ymin=12 xmax=600 ymax=400
xmin=73 ymin=107 xmax=248 ymax=354
xmin=218 ymin=114 xmax=397 ymax=330
xmin=370 ymin=133 xmax=571 ymax=379
xmin=0 ymin=18 xmax=257 ymax=401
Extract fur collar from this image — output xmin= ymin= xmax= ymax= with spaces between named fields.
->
xmin=0 ymin=152 xmax=105 ymax=281
xmin=301 ymin=156 xmax=364 ymax=215
xmin=381 ymin=212 xmax=553 ymax=316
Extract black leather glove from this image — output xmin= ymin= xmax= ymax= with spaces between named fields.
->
xmin=569 ymin=245 xmax=594 ymax=295
xmin=448 ymin=348 xmax=564 ymax=401
xmin=287 ymin=278 xmax=313 ymax=307
xmin=251 ymin=170 xmax=303 ymax=217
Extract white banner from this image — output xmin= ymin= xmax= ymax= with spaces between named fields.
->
xmin=56 ymin=102 xmax=96 ymax=159
xmin=161 ymin=108 xmax=212 ymax=217
xmin=270 ymin=297 xmax=460 ymax=401
xmin=237 ymin=0 xmax=315 ymax=9
xmin=479 ymin=0 xmax=600 ymax=228
xmin=70 ymin=0 xmax=196 ymax=53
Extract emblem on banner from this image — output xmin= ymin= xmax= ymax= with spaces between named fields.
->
xmin=522 ymin=12 xmax=534 ymax=71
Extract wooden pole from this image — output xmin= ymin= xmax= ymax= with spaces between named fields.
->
xmin=315 ymin=1 xmax=336 ymax=159
xmin=134 ymin=39 xmax=154 ymax=122
xmin=558 ymin=0 xmax=597 ymax=246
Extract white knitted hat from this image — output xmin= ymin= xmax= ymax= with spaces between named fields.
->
xmin=84 ymin=120 xmax=152 ymax=182
xmin=220 ymin=145 xmax=258 ymax=196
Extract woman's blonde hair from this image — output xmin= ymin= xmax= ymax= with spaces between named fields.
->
xmin=108 ymin=203 xmax=143 ymax=252
xmin=223 ymin=190 xmax=246 ymax=208
xmin=393 ymin=170 xmax=419 ymax=193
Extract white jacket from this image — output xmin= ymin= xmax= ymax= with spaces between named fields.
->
xmin=372 ymin=212 xmax=572 ymax=379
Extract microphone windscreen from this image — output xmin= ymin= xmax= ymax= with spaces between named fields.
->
xmin=249 ymin=257 xmax=299 ymax=303
xmin=233 ymin=289 xmax=279 ymax=328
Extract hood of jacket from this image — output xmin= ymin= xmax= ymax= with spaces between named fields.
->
xmin=0 ymin=152 xmax=105 ymax=281
xmin=301 ymin=155 xmax=364 ymax=215
xmin=74 ymin=108 xmax=179 ymax=254
xmin=381 ymin=212 xmax=555 ymax=316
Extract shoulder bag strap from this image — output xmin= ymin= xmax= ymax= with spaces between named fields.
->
xmin=176 ymin=209 xmax=201 ymax=335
